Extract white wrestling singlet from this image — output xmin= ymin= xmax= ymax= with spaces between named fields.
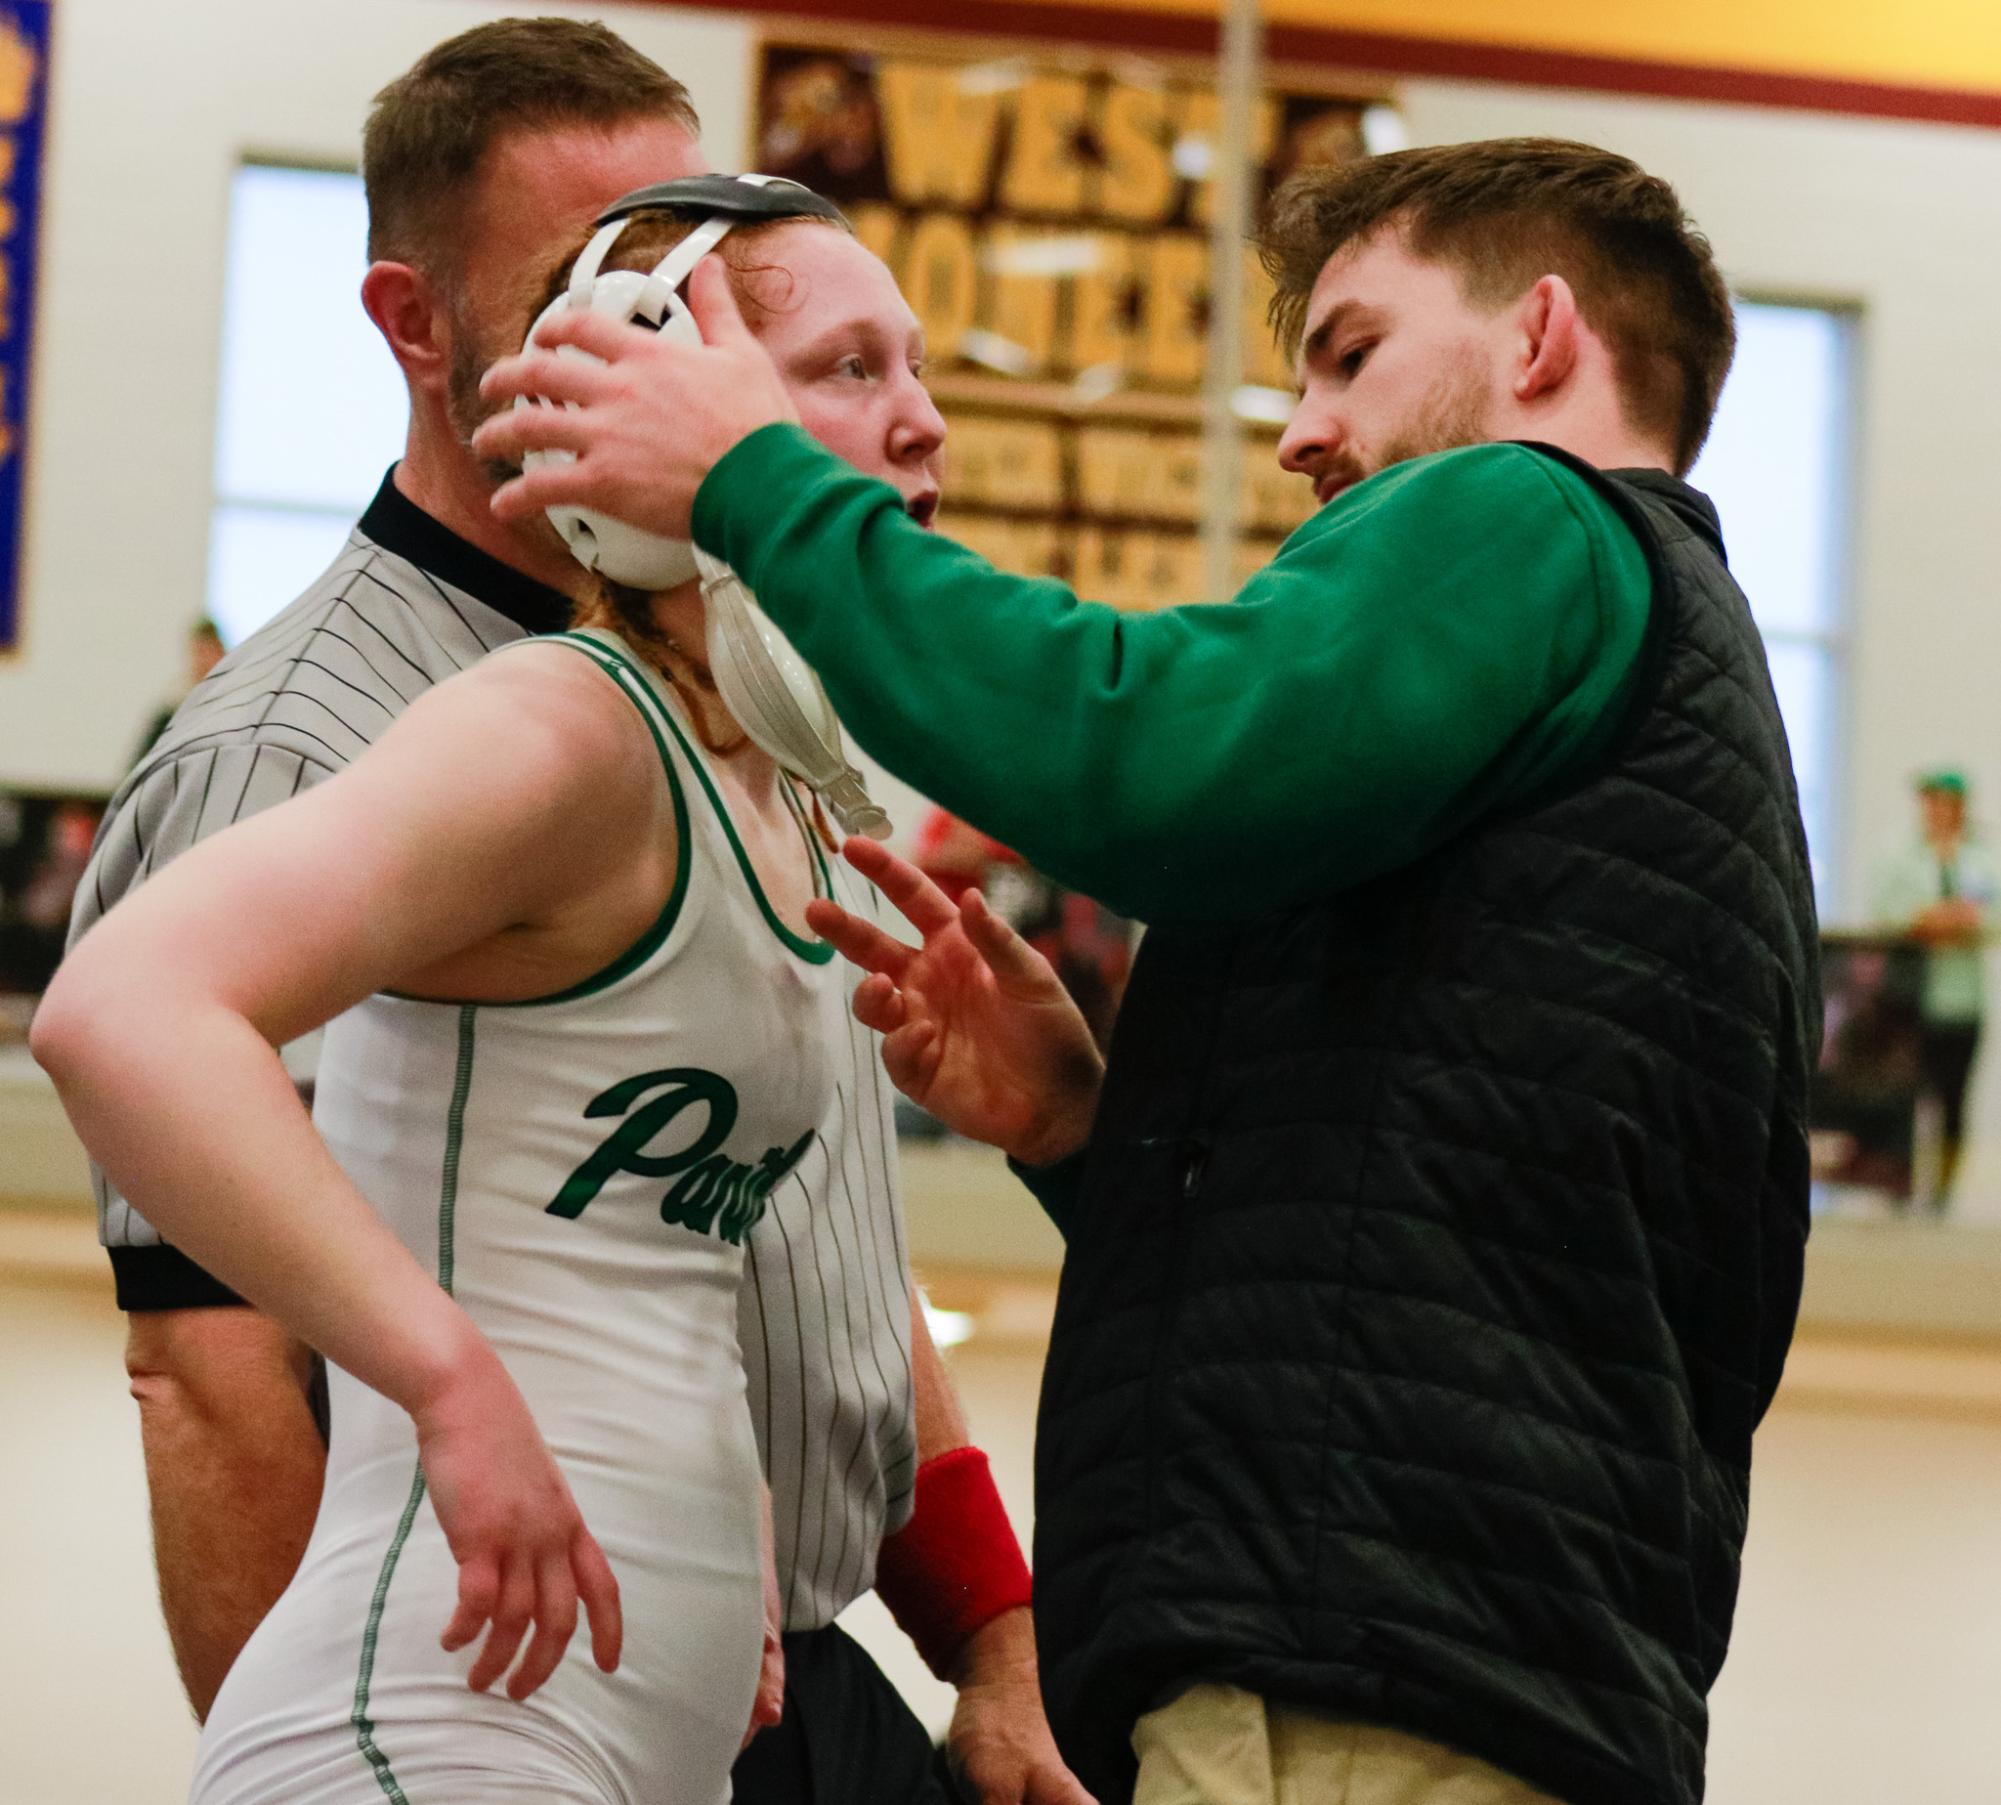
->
xmin=191 ymin=631 xmax=843 ymax=1805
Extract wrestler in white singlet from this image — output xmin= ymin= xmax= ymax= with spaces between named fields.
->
xmin=191 ymin=630 xmax=843 ymax=1805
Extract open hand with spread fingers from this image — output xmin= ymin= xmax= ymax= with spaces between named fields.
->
xmin=414 ymin=1343 xmax=623 ymax=1702
xmin=804 ymin=837 xmax=1105 ymax=1168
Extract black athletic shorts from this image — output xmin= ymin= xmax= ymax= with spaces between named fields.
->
xmin=730 ymin=1621 xmax=952 ymax=1805
xmin=1919 ymin=1019 xmax=1983 ymax=1142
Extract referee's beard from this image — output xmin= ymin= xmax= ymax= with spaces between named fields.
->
xmin=445 ymin=298 xmax=522 ymax=492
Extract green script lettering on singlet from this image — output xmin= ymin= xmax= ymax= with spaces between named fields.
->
xmin=661 ymin=1129 xmax=816 ymax=1245
xmin=546 ymin=1068 xmax=815 ymax=1246
xmin=546 ymin=1068 xmax=737 ymax=1220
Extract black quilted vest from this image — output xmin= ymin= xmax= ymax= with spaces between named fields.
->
xmin=1030 ymin=452 xmax=1820 ymax=1805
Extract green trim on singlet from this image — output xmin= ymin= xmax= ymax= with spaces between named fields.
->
xmin=378 ymin=632 xmax=695 ymax=1008
xmin=565 ymin=629 xmax=836 ymax=965
xmin=351 ymin=1004 xmax=477 ymax=1802
xmin=352 ymin=1468 xmax=426 ymax=1805
xmin=464 ymin=632 xmax=703 ymax=1005
xmin=438 ymin=1005 xmax=475 ymax=1292
xmin=781 ymin=779 xmax=837 ymax=900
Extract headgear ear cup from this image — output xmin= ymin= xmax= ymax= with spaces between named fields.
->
xmin=515 ymin=178 xmax=841 ymax=584
xmin=515 ymin=174 xmax=891 ymax=840
xmin=516 ymin=269 xmax=704 ymax=589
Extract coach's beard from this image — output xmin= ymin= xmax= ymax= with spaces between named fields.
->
xmin=1374 ymin=347 xmax=1495 ymax=478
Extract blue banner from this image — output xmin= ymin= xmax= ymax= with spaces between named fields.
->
xmin=0 ymin=1 xmax=49 ymax=654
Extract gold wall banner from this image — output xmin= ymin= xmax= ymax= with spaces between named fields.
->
xmin=998 ymin=0 xmax=2001 ymax=108
xmin=752 ymin=39 xmax=1391 ymax=609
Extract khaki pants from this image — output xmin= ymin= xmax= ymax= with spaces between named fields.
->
xmin=1132 ymin=1683 xmax=1567 ymax=1805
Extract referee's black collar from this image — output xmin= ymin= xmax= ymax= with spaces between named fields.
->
xmin=359 ymin=467 xmax=572 ymax=637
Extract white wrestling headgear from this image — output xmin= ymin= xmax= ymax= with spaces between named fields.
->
xmin=516 ymin=174 xmax=890 ymax=839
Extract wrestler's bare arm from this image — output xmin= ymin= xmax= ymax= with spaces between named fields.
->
xmin=34 ymin=650 xmax=664 ymax=1700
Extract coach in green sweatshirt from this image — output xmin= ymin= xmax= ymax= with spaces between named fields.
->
xmin=476 ymin=140 xmax=1819 ymax=1805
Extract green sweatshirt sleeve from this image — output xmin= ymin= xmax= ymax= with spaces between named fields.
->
xmin=694 ymin=424 xmax=1651 ymax=923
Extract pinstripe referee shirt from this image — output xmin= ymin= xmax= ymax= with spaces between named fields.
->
xmin=70 ymin=468 xmax=916 ymax=1630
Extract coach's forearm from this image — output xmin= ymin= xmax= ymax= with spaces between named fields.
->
xmin=694 ymin=430 xmax=1648 ymax=924
xmin=126 ymin=1308 xmax=325 ymax=1720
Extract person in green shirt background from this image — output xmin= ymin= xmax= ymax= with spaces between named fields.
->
xmin=474 ymin=140 xmax=1819 ymax=1805
xmin=1873 ymin=770 xmax=1996 ymax=1208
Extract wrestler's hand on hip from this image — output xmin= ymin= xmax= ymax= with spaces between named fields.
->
xmin=473 ymin=256 xmax=798 ymax=541
xmin=805 ymin=838 xmax=1104 ymax=1168
xmin=412 ymin=1339 xmax=623 ymax=1699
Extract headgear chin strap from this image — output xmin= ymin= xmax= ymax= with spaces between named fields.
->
xmin=698 ymin=548 xmax=888 ymax=841
xmin=516 ymin=174 xmax=889 ymax=840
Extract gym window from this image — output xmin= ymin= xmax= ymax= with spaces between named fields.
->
xmin=1685 ymin=299 xmax=1856 ymax=914
xmin=207 ymin=162 xmax=402 ymax=647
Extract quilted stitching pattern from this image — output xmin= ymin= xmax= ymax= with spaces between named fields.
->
xmin=1031 ymin=465 xmax=1818 ymax=1805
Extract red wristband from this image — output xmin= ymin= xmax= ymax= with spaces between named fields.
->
xmin=874 ymin=1446 xmax=1033 ymax=1679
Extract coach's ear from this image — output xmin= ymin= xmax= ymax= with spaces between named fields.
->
xmin=361 ymin=261 xmax=449 ymax=397
xmin=1512 ymin=274 xmax=1582 ymax=405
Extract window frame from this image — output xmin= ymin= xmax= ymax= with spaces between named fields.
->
xmin=1690 ymin=289 xmax=1862 ymax=915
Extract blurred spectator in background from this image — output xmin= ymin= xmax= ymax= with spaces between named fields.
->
xmin=129 ymin=619 xmax=225 ymax=771
xmin=1874 ymin=769 xmax=1996 ymax=1208
xmin=0 ymin=795 xmax=104 ymax=1000
xmin=912 ymin=805 xmax=1131 ymax=1048
xmin=1810 ymin=938 xmax=1926 ymax=1199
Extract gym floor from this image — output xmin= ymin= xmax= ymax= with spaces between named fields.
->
xmin=13 ymin=1219 xmax=2001 ymax=1802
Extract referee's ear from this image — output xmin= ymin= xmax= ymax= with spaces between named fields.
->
xmin=361 ymin=261 xmax=450 ymax=399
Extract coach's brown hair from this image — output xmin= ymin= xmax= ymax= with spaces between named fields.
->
xmin=1260 ymin=137 xmax=1735 ymax=473
xmin=362 ymin=17 xmax=700 ymax=275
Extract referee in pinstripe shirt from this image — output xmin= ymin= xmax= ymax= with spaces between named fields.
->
xmin=67 ymin=21 xmax=1085 ymax=1805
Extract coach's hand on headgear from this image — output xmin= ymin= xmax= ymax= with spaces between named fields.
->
xmin=474 ymin=255 xmax=798 ymax=542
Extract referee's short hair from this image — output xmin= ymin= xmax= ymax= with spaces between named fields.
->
xmin=1261 ymin=137 xmax=1735 ymax=476
xmin=362 ymin=18 xmax=700 ymax=277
